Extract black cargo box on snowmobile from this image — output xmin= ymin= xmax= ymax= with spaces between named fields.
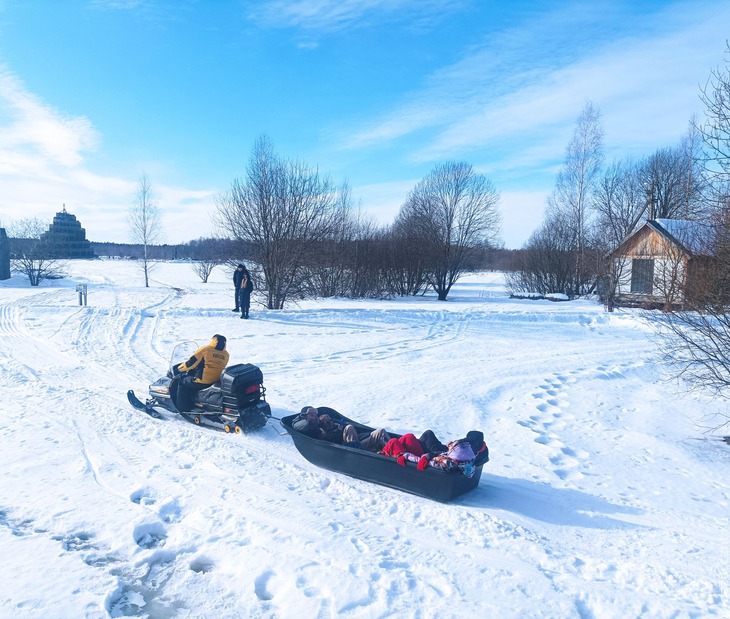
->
xmin=281 ymin=408 xmax=487 ymax=502
xmin=219 ymin=363 xmax=265 ymax=410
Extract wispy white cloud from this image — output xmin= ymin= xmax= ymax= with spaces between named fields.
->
xmin=247 ymin=0 xmax=464 ymax=33
xmin=0 ymin=66 xmax=99 ymax=166
xmin=420 ymin=19 xmax=721 ymax=162
xmin=87 ymin=0 xmax=174 ymax=23
xmin=343 ymin=0 xmax=730 ymax=171
xmin=341 ymin=4 xmax=598 ymax=150
xmin=0 ymin=65 xmax=216 ymax=243
xmin=88 ymin=0 xmax=144 ymax=10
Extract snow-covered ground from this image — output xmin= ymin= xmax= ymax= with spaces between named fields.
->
xmin=0 ymin=260 xmax=727 ymax=619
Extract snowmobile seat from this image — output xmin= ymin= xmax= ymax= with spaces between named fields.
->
xmin=196 ymin=382 xmax=223 ymax=407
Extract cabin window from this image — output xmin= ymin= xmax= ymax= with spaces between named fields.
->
xmin=631 ymin=258 xmax=654 ymax=294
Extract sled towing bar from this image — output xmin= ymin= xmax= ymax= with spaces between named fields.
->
xmin=267 ymin=414 xmax=291 ymax=436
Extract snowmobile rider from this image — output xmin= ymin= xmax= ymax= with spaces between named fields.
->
xmin=176 ymin=334 xmax=230 ymax=412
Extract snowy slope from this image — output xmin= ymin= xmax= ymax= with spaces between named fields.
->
xmin=0 ymin=260 xmax=727 ymax=619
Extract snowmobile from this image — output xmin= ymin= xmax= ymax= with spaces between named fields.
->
xmin=127 ymin=341 xmax=271 ymax=434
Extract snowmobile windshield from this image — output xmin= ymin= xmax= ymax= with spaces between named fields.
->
xmin=169 ymin=341 xmax=199 ymax=373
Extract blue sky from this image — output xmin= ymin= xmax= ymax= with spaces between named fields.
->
xmin=0 ymin=0 xmax=728 ymax=248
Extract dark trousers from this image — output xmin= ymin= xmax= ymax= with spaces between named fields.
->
xmin=418 ymin=430 xmax=447 ymax=455
xmin=177 ymin=375 xmax=209 ymax=412
xmin=237 ymin=289 xmax=251 ymax=317
xmin=342 ymin=426 xmax=390 ymax=452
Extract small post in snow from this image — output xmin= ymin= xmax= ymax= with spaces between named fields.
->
xmin=76 ymin=284 xmax=88 ymax=306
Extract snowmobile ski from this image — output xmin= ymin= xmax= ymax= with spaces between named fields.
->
xmin=127 ymin=390 xmax=163 ymax=418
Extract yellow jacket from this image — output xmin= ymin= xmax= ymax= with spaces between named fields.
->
xmin=178 ymin=336 xmax=230 ymax=384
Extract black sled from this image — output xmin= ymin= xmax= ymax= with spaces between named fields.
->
xmin=128 ymin=341 xmax=271 ymax=434
xmin=281 ymin=407 xmax=488 ymax=502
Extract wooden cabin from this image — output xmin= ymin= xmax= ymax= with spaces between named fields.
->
xmin=608 ymin=219 xmax=716 ymax=309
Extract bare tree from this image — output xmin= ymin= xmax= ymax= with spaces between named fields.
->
xmin=679 ymin=119 xmax=708 ymax=219
xmin=191 ymin=258 xmax=221 ymax=284
xmin=398 ymin=161 xmax=501 ymax=300
xmin=215 ymin=136 xmax=345 ymax=309
xmin=595 ymin=161 xmax=658 ymax=310
xmin=638 ymin=131 xmax=706 ymax=221
xmin=548 ymin=102 xmax=604 ymax=293
xmin=506 ymin=209 xmax=592 ymax=297
xmin=651 ymin=45 xmax=730 ymax=429
xmin=517 ymin=102 xmax=604 ymax=300
xmin=300 ymin=185 xmax=363 ymax=298
xmin=594 ymin=159 xmax=647 ymax=244
xmin=595 ymin=122 xmax=708 ymax=310
xmin=654 ymin=299 xmax=730 ymax=395
xmin=356 ymin=231 xmax=400 ymax=298
xmin=696 ymin=43 xmax=730 ymax=189
xmin=651 ymin=233 xmax=730 ymax=430
xmin=8 ymin=218 xmax=64 ymax=286
xmin=128 ymin=174 xmax=162 ymax=287
xmin=642 ymin=148 xmax=686 ymax=219
xmin=384 ymin=215 xmax=432 ymax=297
xmin=188 ymin=237 xmax=225 ymax=283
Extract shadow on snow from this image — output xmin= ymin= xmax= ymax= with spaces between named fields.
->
xmin=461 ymin=474 xmax=647 ymax=530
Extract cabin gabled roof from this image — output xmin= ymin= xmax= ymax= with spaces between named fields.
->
xmin=651 ymin=219 xmax=716 ymax=255
xmin=608 ymin=219 xmax=717 ymax=259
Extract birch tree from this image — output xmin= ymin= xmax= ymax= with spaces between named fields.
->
xmin=547 ymin=101 xmax=604 ymax=294
xmin=128 ymin=174 xmax=162 ymax=288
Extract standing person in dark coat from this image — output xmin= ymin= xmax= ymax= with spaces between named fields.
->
xmin=238 ymin=266 xmax=253 ymax=319
xmin=232 ymin=264 xmax=245 ymax=312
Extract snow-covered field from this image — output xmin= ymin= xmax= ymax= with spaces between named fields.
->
xmin=0 ymin=260 xmax=727 ymax=619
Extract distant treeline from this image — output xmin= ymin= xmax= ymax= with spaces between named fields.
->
xmin=89 ymin=237 xmax=524 ymax=271
xmin=90 ymin=237 xmax=240 ymax=261
xmin=8 ymin=234 xmax=525 ymax=272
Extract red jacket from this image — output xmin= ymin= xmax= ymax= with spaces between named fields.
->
xmin=381 ymin=433 xmax=424 ymax=458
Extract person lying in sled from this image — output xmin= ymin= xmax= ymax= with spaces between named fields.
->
xmin=176 ymin=334 xmax=230 ymax=411
xmin=293 ymin=407 xmax=390 ymax=452
xmin=382 ymin=430 xmax=488 ymax=478
xmin=380 ymin=428 xmax=465 ymax=459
